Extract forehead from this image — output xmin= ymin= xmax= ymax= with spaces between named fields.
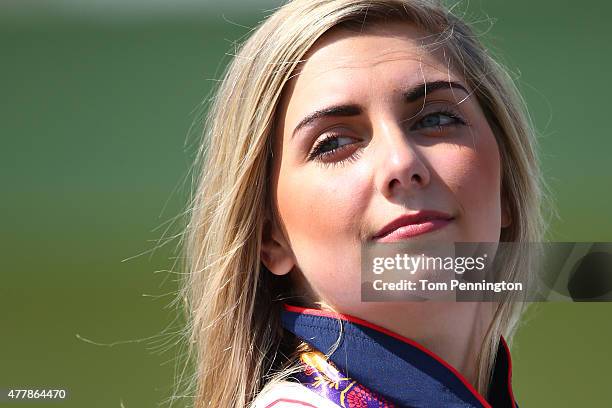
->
xmin=292 ymin=21 xmax=456 ymax=89
xmin=274 ymin=22 xmax=464 ymax=137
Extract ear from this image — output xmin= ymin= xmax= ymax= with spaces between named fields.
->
xmin=261 ymin=216 xmax=295 ymax=276
xmin=501 ymin=191 xmax=512 ymax=228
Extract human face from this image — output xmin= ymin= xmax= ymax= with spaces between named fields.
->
xmin=266 ymin=22 xmax=509 ymax=314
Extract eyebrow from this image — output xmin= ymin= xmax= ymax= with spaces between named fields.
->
xmin=291 ymin=80 xmax=469 ymax=139
xmin=405 ymin=80 xmax=469 ymax=102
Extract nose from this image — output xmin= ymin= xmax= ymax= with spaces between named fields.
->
xmin=373 ymin=118 xmax=431 ymax=200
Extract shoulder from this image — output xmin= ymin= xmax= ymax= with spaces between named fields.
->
xmin=250 ymin=380 xmax=338 ymax=408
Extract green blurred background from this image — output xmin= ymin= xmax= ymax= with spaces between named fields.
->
xmin=1 ymin=1 xmax=611 ymax=407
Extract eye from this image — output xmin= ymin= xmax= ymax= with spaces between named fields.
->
xmin=411 ymin=110 xmax=466 ymax=131
xmin=307 ymin=133 xmax=359 ymax=161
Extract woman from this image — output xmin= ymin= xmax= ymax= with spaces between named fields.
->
xmin=178 ymin=1 xmax=546 ymax=407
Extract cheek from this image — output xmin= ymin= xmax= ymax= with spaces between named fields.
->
xmin=277 ymin=163 xmax=368 ymax=246
xmin=433 ymin=131 xmax=502 ymax=240
xmin=275 ymin=161 xmax=370 ymax=298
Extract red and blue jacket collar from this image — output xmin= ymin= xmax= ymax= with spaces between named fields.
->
xmin=281 ymin=303 xmax=518 ymax=408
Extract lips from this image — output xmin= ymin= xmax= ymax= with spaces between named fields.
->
xmin=372 ymin=210 xmax=454 ymax=242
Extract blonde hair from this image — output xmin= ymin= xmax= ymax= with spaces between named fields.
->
xmin=176 ymin=1 xmax=548 ymax=407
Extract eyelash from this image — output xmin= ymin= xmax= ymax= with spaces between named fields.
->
xmin=308 ymin=140 xmax=363 ymax=168
xmin=307 ymin=108 xmax=467 ymax=166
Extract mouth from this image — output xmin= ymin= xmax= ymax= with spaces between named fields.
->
xmin=372 ymin=211 xmax=454 ymax=243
